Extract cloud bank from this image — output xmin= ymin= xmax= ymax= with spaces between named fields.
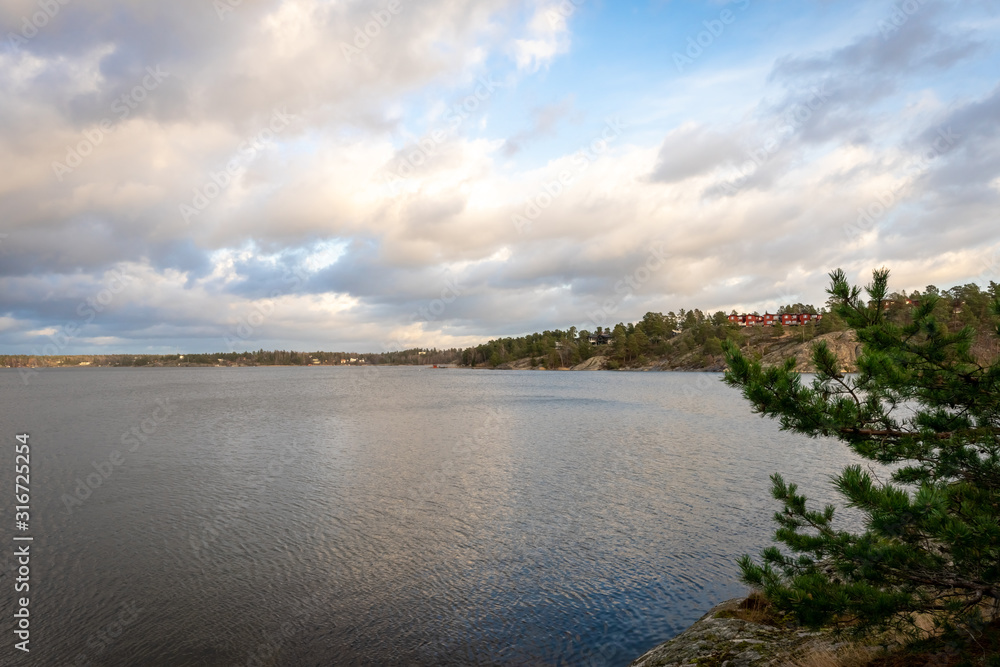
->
xmin=1 ymin=0 xmax=998 ymax=353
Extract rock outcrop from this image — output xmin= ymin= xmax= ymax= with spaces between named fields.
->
xmin=570 ymin=355 xmax=606 ymax=371
xmin=757 ymin=330 xmax=860 ymax=373
xmin=629 ymin=597 xmax=878 ymax=667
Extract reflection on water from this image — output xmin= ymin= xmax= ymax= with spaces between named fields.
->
xmin=0 ymin=367 xmax=865 ymax=665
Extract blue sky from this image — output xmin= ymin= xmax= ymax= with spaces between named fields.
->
xmin=1 ymin=0 xmax=999 ymax=354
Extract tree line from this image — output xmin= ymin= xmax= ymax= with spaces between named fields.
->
xmin=0 ymin=347 xmax=462 ymax=368
xmin=459 ymin=280 xmax=1000 ymax=369
xmin=4 ymin=279 xmax=996 ymax=371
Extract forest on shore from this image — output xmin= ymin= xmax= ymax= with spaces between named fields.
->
xmin=460 ymin=280 xmax=1000 ymax=370
xmin=4 ymin=280 xmax=997 ymax=371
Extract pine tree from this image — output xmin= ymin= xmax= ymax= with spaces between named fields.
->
xmin=612 ymin=323 xmax=628 ymax=359
xmin=722 ymin=268 xmax=1000 ymax=640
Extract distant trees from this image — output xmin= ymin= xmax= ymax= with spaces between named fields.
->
xmin=777 ymin=303 xmax=818 ymax=315
xmin=16 ymin=279 xmax=998 ymax=374
xmin=577 ymin=334 xmax=594 ymax=361
xmin=461 ymin=328 xmax=582 ymax=367
xmin=12 ymin=347 xmax=466 ymax=368
xmin=682 ymin=309 xmax=700 ymax=330
xmin=454 ymin=278 xmax=1000 ymax=371
xmin=702 ymin=336 xmax=723 ymax=357
xmin=612 ymin=324 xmax=628 ymax=360
xmin=459 ymin=308 xmax=732 ymax=369
xmin=817 ymin=309 xmax=847 ymax=334
xmin=797 ymin=320 xmax=816 ymax=343
xmin=641 ymin=312 xmax=665 ymax=339
xmin=634 ymin=327 xmax=650 ymax=355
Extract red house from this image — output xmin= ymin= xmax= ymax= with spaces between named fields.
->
xmin=779 ymin=312 xmax=822 ymax=326
xmin=729 ymin=312 xmax=823 ymax=327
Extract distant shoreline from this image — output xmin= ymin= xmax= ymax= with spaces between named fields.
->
xmin=0 ymin=331 xmax=863 ymax=373
xmin=0 ymin=363 xmax=723 ymax=371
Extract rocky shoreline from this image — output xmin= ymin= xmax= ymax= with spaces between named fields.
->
xmin=629 ymin=596 xmax=879 ymax=667
xmin=490 ymin=331 xmax=861 ymax=374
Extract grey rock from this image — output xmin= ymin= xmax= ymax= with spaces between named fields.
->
xmin=629 ymin=597 xmax=879 ymax=667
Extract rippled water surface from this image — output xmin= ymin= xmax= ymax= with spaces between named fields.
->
xmin=0 ymin=367 xmax=863 ymax=665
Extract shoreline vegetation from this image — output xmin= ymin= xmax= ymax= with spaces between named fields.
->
xmin=8 ymin=279 xmax=997 ymax=373
xmin=0 ymin=329 xmax=862 ymax=373
xmin=459 ymin=281 xmax=999 ymax=372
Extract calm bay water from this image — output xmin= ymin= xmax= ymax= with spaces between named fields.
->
xmin=0 ymin=367 xmax=863 ymax=666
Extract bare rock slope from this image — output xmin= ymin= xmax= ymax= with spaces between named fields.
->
xmin=758 ymin=330 xmax=860 ymax=373
xmin=630 ymin=597 xmax=876 ymax=667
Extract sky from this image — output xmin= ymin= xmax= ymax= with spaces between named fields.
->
xmin=1 ymin=0 xmax=999 ymax=355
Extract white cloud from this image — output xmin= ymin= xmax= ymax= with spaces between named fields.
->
xmin=512 ymin=2 xmax=573 ymax=72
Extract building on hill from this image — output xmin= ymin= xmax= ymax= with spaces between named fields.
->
xmin=728 ymin=312 xmax=822 ymax=327
xmin=780 ymin=312 xmax=822 ymax=326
